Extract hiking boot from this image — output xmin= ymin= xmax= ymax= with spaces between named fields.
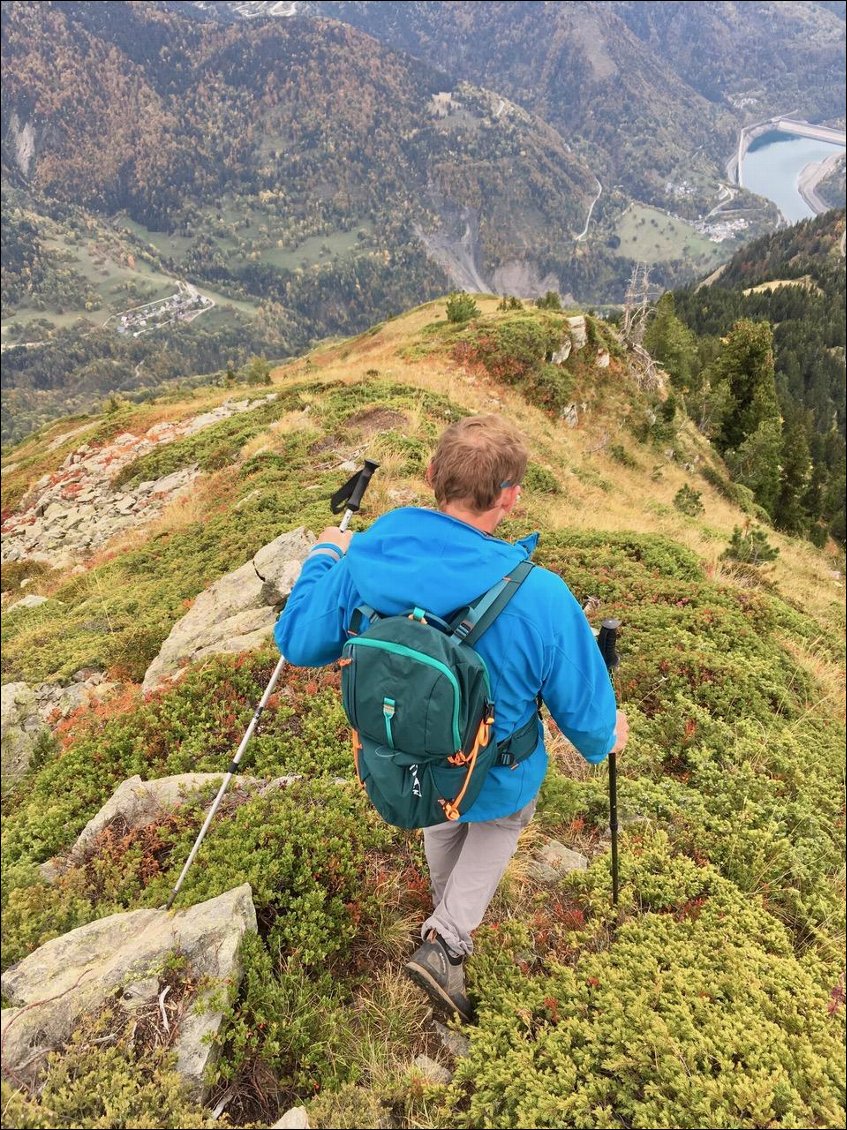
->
xmin=404 ymin=932 xmax=474 ymax=1022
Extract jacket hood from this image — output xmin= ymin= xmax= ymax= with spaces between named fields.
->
xmin=345 ymin=507 xmax=538 ymax=617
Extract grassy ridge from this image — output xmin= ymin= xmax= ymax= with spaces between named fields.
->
xmin=1 ymin=300 xmax=844 ymax=1127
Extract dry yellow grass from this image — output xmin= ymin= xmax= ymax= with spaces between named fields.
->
xmin=6 ymin=295 xmax=843 ymax=636
xmin=743 ymin=276 xmax=822 ymax=296
xmin=213 ymin=298 xmax=847 ymax=632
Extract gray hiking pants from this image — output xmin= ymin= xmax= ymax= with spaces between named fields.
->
xmin=420 ymin=797 xmax=537 ymax=958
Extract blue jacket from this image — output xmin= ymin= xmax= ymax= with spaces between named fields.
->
xmin=274 ymin=507 xmax=617 ymax=822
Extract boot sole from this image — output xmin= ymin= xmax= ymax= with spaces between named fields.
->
xmin=404 ymin=960 xmax=474 ymax=1023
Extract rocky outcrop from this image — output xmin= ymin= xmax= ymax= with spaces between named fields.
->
xmin=38 ymin=772 xmax=299 ymax=881
xmin=551 ymin=340 xmax=572 ymax=364
xmin=1 ymin=395 xmax=279 ymax=567
xmin=0 ymin=683 xmax=39 ymax=780
xmin=566 ymin=315 xmax=588 ymax=350
xmin=38 ymin=773 xmax=226 ymax=880
xmin=142 ymin=527 xmax=314 ymax=693
xmin=8 ymin=110 xmax=37 ymax=177
xmin=1 ymin=672 xmax=115 ymax=781
xmin=1 ymin=884 xmax=257 ymax=1099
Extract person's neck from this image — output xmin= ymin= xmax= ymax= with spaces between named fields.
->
xmin=441 ymin=502 xmax=502 ymax=535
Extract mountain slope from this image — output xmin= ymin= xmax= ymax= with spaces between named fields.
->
xmin=662 ymin=210 xmax=846 ymax=543
xmin=2 ymin=297 xmax=844 ymax=1128
xmin=1 ymin=1 xmax=597 ymax=278
xmin=3 ymin=0 xmax=640 ymax=442
xmin=309 ymin=0 xmax=845 ymax=209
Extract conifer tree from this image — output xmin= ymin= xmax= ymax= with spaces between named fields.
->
xmin=711 ymin=319 xmax=783 ymax=514
xmin=773 ymin=410 xmax=812 ymax=535
xmin=643 ymin=293 xmax=699 ymax=393
xmin=713 ymin=320 xmax=781 ymax=455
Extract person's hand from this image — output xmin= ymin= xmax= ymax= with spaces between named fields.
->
xmin=317 ymin=526 xmax=354 ymax=554
xmin=610 ymin=709 xmax=629 ymax=755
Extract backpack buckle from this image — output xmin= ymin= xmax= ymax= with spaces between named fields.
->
xmin=453 ymin=618 xmax=473 ymax=641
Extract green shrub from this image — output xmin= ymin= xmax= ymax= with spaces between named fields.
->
xmin=673 ymin=483 xmax=705 ymax=516
xmin=0 ymin=1005 xmax=217 ymax=1129
xmin=701 ymin=463 xmax=758 ymax=514
xmin=631 ymin=395 xmax=680 ymax=446
xmin=523 ymin=463 xmax=561 ymax=494
xmin=608 ymin=444 xmax=638 ymax=469
xmin=722 ymin=524 xmax=780 ymax=565
xmin=445 ymin=292 xmax=480 ymax=324
xmin=444 ymin=834 xmax=846 ymax=1130
xmin=457 ymin=314 xmax=575 ymax=415
xmin=534 ymin=291 xmax=562 ymax=310
xmin=211 ymin=934 xmax=353 ymax=1122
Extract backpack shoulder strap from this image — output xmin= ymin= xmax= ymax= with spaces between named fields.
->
xmin=347 ymin=603 xmax=380 ymax=636
xmin=452 ymin=560 xmax=535 ymax=646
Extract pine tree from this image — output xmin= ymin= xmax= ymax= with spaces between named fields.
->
xmin=773 ymin=411 xmax=812 ymax=535
xmin=711 ymin=320 xmax=783 ymax=515
xmin=644 ymin=293 xmax=699 ymax=392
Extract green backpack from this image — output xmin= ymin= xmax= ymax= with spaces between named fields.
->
xmin=340 ymin=560 xmax=539 ymax=829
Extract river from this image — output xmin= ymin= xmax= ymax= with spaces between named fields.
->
xmin=741 ymin=130 xmax=845 ymax=223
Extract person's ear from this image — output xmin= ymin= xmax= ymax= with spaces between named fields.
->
xmin=500 ymin=483 xmax=521 ymax=515
xmin=424 ymin=461 xmax=434 ymax=485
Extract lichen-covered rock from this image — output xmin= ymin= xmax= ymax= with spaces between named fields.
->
xmin=1 ymin=884 xmax=257 ymax=1099
xmin=142 ymin=527 xmax=315 ymax=693
xmin=272 ymin=1107 xmax=311 ymax=1129
xmin=38 ymin=772 xmax=300 ymax=881
xmin=531 ymin=839 xmax=589 ymax=882
xmin=1 ymin=674 xmax=116 ymax=781
xmin=0 ymin=681 xmax=39 ymax=779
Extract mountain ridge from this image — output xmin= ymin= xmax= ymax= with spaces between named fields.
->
xmin=2 ymin=294 xmax=844 ymax=1128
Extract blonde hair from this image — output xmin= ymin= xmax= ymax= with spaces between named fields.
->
xmin=429 ymin=415 xmax=528 ymax=513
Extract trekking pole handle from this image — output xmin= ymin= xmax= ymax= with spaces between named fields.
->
xmin=345 ymin=458 xmax=379 ymax=515
xmin=597 ymin=619 xmax=620 ymax=673
xmin=338 ymin=460 xmax=378 ymax=531
xmin=331 ymin=459 xmax=380 ymax=519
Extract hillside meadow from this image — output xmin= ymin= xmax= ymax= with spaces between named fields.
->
xmin=1 ymin=297 xmax=845 ymax=1128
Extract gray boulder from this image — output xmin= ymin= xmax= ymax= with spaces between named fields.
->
xmin=272 ymin=1108 xmax=311 ymax=1129
xmin=142 ymin=528 xmax=315 ymax=693
xmin=0 ymin=682 xmax=39 ymax=780
xmin=1 ymin=883 xmax=257 ymax=1099
xmin=38 ymin=773 xmax=227 ymax=881
xmin=1 ymin=675 xmax=116 ymax=782
xmin=566 ymin=315 xmax=588 ymax=349
xmin=531 ymin=839 xmax=589 ymax=883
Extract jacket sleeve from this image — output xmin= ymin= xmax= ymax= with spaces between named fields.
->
xmin=539 ymin=582 xmax=618 ymax=764
xmin=273 ymin=549 xmax=358 ymax=667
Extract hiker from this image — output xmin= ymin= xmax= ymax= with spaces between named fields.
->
xmin=274 ymin=414 xmax=628 ymax=1020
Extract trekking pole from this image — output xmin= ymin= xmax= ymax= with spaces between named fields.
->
xmin=597 ymin=620 xmax=621 ymax=907
xmin=164 ymin=459 xmax=379 ymax=910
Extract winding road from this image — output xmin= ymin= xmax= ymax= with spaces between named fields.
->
xmin=576 ymin=177 xmax=603 ymax=241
